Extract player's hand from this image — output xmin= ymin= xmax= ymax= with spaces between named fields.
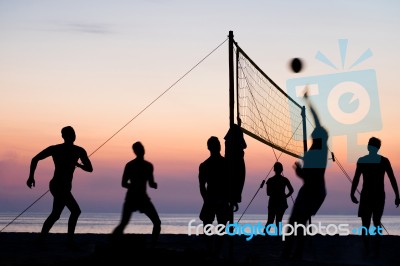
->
xmin=231 ymin=202 xmax=239 ymax=212
xmin=150 ymin=182 xmax=157 ymax=189
xmin=27 ymin=178 xmax=35 ymax=189
xmin=395 ymin=197 xmax=400 ymax=208
xmin=293 ymin=162 xmax=303 ymax=177
xmin=351 ymin=194 xmax=358 ymax=204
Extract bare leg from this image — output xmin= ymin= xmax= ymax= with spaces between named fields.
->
xmin=361 ymin=216 xmax=371 ymax=256
xmin=372 ymin=213 xmax=383 ymax=257
xmin=41 ymin=195 xmax=65 ymax=239
xmin=265 ymin=209 xmax=276 ymax=235
xmin=275 ymin=210 xmax=284 ymax=236
xmin=65 ymin=193 xmax=81 ymax=244
xmin=142 ymin=201 xmax=161 ymax=247
xmin=112 ymin=202 xmax=133 ymax=235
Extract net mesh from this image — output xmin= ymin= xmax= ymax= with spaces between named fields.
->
xmin=236 ymin=45 xmax=305 ymax=158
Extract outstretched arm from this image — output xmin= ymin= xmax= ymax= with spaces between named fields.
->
xmin=27 ymin=147 xmax=53 ymax=188
xmin=304 ymin=89 xmax=321 ymax=128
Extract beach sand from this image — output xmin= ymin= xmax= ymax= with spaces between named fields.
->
xmin=0 ymin=233 xmax=399 ymax=265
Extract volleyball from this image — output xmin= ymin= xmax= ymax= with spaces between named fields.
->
xmin=290 ymin=57 xmax=303 ymax=73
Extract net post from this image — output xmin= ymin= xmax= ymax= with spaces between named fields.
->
xmin=228 ymin=30 xmax=235 ymax=260
xmin=228 ymin=30 xmax=235 ymax=224
xmin=301 ymin=105 xmax=308 ymax=153
xmin=301 ymin=105 xmax=312 ymax=224
xmin=229 ymin=31 xmax=234 ymax=127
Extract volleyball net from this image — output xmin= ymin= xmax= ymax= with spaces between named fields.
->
xmin=232 ymin=41 xmax=307 ymax=158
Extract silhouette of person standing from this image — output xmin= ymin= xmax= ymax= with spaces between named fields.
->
xmin=224 ymin=121 xmax=247 ymax=213
xmin=351 ymin=137 xmax=400 ymax=257
xmin=265 ymin=162 xmax=294 ymax=235
xmin=199 ymin=136 xmax=230 ymax=257
xmin=26 ymin=126 xmax=93 ymax=248
xmin=112 ymin=141 xmax=161 ymax=247
xmin=282 ymin=90 xmax=329 ymax=259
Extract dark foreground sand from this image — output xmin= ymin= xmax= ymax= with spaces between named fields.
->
xmin=0 ymin=233 xmax=399 ymax=266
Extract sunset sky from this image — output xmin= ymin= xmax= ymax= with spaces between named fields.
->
xmin=1 ymin=0 xmax=400 ymax=219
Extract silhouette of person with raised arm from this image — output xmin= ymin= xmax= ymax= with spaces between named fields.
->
xmin=26 ymin=126 xmax=93 ymax=248
xmin=282 ymin=89 xmax=329 ymax=259
xmin=112 ymin=141 xmax=161 ymax=247
xmin=350 ymin=136 xmax=400 ymax=257
xmin=224 ymin=120 xmax=247 ymax=213
xmin=199 ymin=136 xmax=230 ymax=258
xmin=264 ymin=162 xmax=294 ymax=235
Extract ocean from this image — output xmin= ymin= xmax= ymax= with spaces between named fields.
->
xmin=1 ymin=212 xmax=399 ymax=236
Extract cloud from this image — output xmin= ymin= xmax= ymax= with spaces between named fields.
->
xmin=61 ymin=22 xmax=114 ymax=34
xmin=32 ymin=20 xmax=116 ymax=35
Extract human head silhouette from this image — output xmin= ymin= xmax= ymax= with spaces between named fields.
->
xmin=368 ymin=137 xmax=381 ymax=149
xmin=61 ymin=126 xmax=76 ymax=143
xmin=207 ymin=136 xmax=221 ymax=154
xmin=311 ymin=126 xmax=328 ymax=141
xmin=132 ymin=141 xmax=145 ymax=157
xmin=273 ymin=162 xmax=283 ymax=174
xmin=367 ymin=137 xmax=381 ymax=154
xmin=309 ymin=126 xmax=328 ymax=150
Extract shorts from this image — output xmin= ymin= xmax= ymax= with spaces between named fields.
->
xmin=358 ymin=192 xmax=385 ymax=219
xmin=199 ymin=201 xmax=230 ymax=225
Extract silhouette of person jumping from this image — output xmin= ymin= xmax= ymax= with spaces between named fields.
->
xmin=26 ymin=126 xmax=93 ymax=248
xmin=224 ymin=121 xmax=247 ymax=213
xmin=112 ymin=141 xmax=161 ymax=247
xmin=264 ymin=162 xmax=294 ymax=235
xmin=351 ymin=137 xmax=400 ymax=257
xmin=282 ymin=90 xmax=329 ymax=259
xmin=199 ymin=136 xmax=230 ymax=258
